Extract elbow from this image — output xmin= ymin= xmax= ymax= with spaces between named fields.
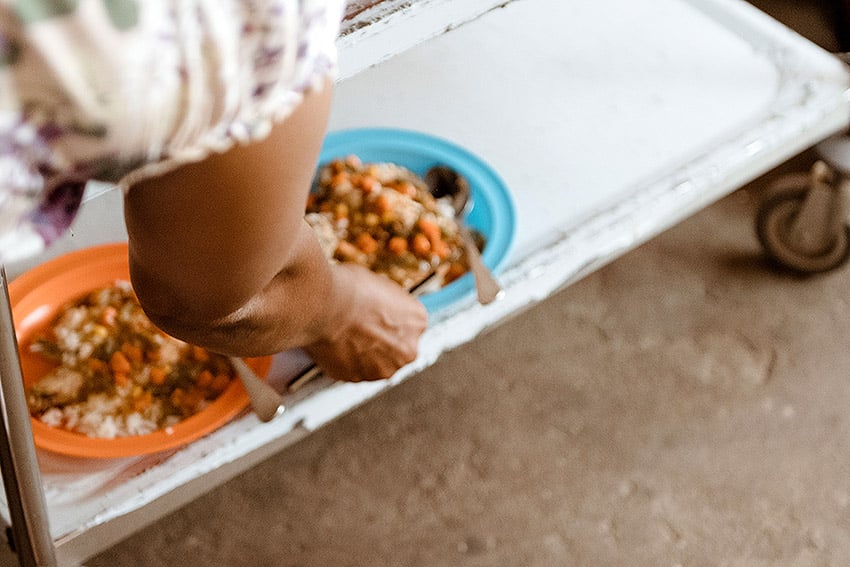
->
xmin=132 ymin=285 xmax=270 ymax=357
xmin=129 ymin=278 xmax=214 ymax=350
xmin=134 ymin=294 xmax=207 ymax=347
xmin=128 ymin=258 xmax=262 ymax=356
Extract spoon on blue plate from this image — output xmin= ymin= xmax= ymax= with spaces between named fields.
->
xmin=424 ymin=165 xmax=503 ymax=305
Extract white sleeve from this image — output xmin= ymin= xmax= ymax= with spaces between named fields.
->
xmin=0 ymin=0 xmax=344 ymax=261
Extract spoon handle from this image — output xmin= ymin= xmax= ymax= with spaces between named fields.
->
xmin=461 ymin=227 xmax=503 ymax=305
xmin=229 ymin=357 xmax=284 ymax=422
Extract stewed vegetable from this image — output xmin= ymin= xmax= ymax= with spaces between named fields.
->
xmin=306 ymin=155 xmax=468 ymax=289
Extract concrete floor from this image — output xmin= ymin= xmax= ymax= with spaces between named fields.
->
xmin=89 ymin=2 xmax=850 ymax=566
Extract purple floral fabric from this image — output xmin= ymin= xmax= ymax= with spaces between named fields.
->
xmin=0 ymin=0 xmax=345 ymax=262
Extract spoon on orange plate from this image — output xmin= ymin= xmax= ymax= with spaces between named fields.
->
xmin=228 ymin=356 xmax=284 ymax=422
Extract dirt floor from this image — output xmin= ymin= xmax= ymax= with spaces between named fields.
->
xmin=88 ymin=2 xmax=850 ymax=566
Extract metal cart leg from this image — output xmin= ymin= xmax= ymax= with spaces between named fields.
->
xmin=0 ymin=267 xmax=56 ymax=566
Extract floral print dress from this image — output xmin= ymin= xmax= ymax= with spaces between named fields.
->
xmin=0 ymin=0 xmax=344 ymax=262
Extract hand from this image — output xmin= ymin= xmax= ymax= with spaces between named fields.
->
xmin=303 ymin=263 xmax=428 ymax=382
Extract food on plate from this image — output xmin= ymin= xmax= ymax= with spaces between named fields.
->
xmin=25 ymin=281 xmax=237 ymax=439
xmin=305 ymin=155 xmax=472 ymax=289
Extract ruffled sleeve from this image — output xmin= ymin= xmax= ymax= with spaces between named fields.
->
xmin=0 ymin=0 xmax=344 ymax=263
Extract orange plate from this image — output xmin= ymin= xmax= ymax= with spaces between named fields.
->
xmin=9 ymin=242 xmax=273 ymax=459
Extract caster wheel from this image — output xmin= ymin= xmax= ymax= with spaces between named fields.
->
xmin=756 ymin=188 xmax=850 ymax=273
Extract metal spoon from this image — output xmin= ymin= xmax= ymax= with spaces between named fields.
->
xmin=424 ymin=165 xmax=504 ymax=305
xmin=228 ymin=356 xmax=285 ymax=422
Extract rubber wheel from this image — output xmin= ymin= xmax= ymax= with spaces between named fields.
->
xmin=756 ymin=188 xmax=850 ymax=274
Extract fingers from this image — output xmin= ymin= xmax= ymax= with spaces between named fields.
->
xmin=303 ymin=267 xmax=428 ymax=382
xmin=305 ymin=313 xmax=424 ymax=382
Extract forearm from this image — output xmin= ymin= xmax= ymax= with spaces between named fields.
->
xmin=129 ymin=220 xmax=351 ymax=357
xmin=122 ymin=79 xmax=428 ymax=380
xmin=124 ymin=79 xmax=342 ymax=356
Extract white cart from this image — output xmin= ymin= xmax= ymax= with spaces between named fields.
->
xmin=1 ymin=0 xmax=849 ymax=564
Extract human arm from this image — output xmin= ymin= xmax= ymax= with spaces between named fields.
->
xmin=123 ymin=82 xmax=428 ymax=381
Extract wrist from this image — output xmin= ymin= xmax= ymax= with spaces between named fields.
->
xmin=308 ymin=262 xmax=357 ymax=345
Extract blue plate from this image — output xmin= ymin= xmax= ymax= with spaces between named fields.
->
xmin=318 ymin=128 xmax=516 ymax=312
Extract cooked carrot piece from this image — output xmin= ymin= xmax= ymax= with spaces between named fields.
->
xmin=412 ymin=233 xmax=431 ymax=257
xmin=388 ymin=236 xmax=408 ymax=255
xmin=195 ymin=369 xmax=213 ymax=388
xmin=359 ymin=175 xmax=378 ymax=194
xmin=170 ymin=388 xmax=185 ymax=407
xmin=432 ymin=238 xmax=450 ymax=260
xmin=356 ymin=232 xmax=379 ymax=254
xmin=109 ymin=351 xmax=132 ymax=374
xmin=374 ymin=193 xmax=393 ymax=214
xmin=149 ymin=366 xmax=168 ymax=385
xmin=191 ymin=345 xmax=209 ymax=362
xmin=446 ymin=262 xmax=467 ymax=283
xmin=133 ymin=391 xmax=153 ymax=411
xmin=121 ymin=342 xmax=143 ymax=364
xmin=113 ymin=372 xmax=129 ymax=387
xmin=210 ymin=373 xmax=231 ymax=393
xmin=182 ymin=390 xmax=204 ymax=413
xmin=418 ymin=218 xmax=441 ymax=242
